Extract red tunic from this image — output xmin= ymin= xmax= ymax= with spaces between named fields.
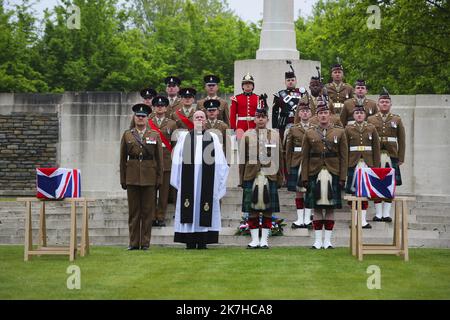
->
xmin=230 ymin=93 xmax=259 ymax=132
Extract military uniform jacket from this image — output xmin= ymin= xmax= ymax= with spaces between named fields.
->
xmin=301 ymin=124 xmax=348 ymax=181
xmin=171 ymin=106 xmax=196 ymax=129
xmin=167 ymin=97 xmax=182 ymax=117
xmin=285 ymin=122 xmax=310 ymax=169
xmin=230 ymin=93 xmax=259 ymax=131
xmin=345 ymin=121 xmax=381 ymax=168
xmin=368 ymin=112 xmax=405 ymax=162
xmin=120 ymin=128 xmax=164 ymax=186
xmin=294 ymin=95 xmax=334 ymax=124
xmin=340 ymin=97 xmax=378 ymax=126
xmin=272 ymin=88 xmax=302 ymax=128
xmin=239 ymin=128 xmax=284 ymax=186
xmin=205 ymin=119 xmax=229 ymax=140
xmin=197 ymin=97 xmax=230 ymax=126
xmin=325 ymin=82 xmax=354 ymax=110
xmin=148 ymin=115 xmax=177 ymax=171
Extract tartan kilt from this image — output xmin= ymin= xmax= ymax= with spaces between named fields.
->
xmin=287 ymin=166 xmax=300 ymax=192
xmin=305 ymin=172 xmax=342 ymax=209
xmin=390 ymin=157 xmax=402 ymax=186
xmin=242 ymin=179 xmax=280 ymax=213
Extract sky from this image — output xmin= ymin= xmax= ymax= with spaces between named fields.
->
xmin=5 ymin=0 xmax=319 ymax=21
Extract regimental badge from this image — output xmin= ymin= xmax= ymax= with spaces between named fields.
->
xmin=334 ymin=136 xmax=338 ymax=144
xmin=369 ymin=108 xmax=373 ymax=115
xmin=203 ymin=202 xmax=210 ymax=211
xmin=184 ymin=198 xmax=190 ymax=208
xmin=391 ymin=121 xmax=397 ymax=128
xmin=369 ymin=133 xmax=372 ymax=140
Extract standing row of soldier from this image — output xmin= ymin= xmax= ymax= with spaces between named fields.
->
xmin=119 ymin=63 xmax=405 ymax=250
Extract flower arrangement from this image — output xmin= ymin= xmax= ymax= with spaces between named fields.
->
xmin=235 ymin=214 xmax=286 ymax=236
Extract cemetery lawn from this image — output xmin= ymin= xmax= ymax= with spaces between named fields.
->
xmin=0 ymin=245 xmax=449 ymax=300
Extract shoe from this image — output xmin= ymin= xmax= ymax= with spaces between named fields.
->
xmin=247 ymin=244 xmax=259 ymax=249
xmin=373 ymin=216 xmax=383 ymax=222
xmin=141 ymin=246 xmax=149 ymax=250
xmin=362 ymin=223 xmax=372 ymax=229
xmin=152 ymin=220 xmax=160 ymax=227
xmin=291 ymin=222 xmax=302 ymax=229
xmin=323 ymin=245 xmax=334 ymax=249
xmin=186 ymin=243 xmax=196 ymax=250
xmin=305 ymin=222 xmax=313 ymax=230
xmin=159 ymin=221 xmax=166 ymax=227
xmin=382 ymin=217 xmax=392 ymax=222
xmin=299 ymin=224 xmax=307 ymax=229
xmin=126 ymin=246 xmax=139 ymax=251
xmin=197 ymin=244 xmax=208 ymax=250
xmin=259 ymin=245 xmax=269 ymax=249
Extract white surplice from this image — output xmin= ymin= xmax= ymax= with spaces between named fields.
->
xmin=170 ymin=131 xmax=229 ymax=237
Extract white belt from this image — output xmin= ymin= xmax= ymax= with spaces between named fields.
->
xmin=333 ymin=103 xmax=344 ymax=109
xmin=387 ymin=137 xmax=397 ymax=142
xmin=347 ymin=120 xmax=356 ymax=125
xmin=294 ymin=147 xmax=302 ymax=152
xmin=237 ymin=116 xmax=255 ymax=121
xmin=350 ymin=146 xmax=372 ymax=151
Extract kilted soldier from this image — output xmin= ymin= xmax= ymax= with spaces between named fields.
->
xmin=165 ymin=76 xmax=182 ymax=116
xmin=368 ymin=88 xmax=405 ymax=222
xmin=171 ymin=88 xmax=197 ymax=130
xmin=239 ymin=104 xmax=284 ymax=249
xmin=325 ymin=64 xmax=354 ymax=115
xmin=286 ymin=97 xmax=313 ymax=228
xmin=340 ymin=79 xmax=378 ymax=127
xmin=230 ymin=73 xmax=259 ymax=136
xmin=345 ymin=104 xmax=381 ymax=229
xmin=148 ymin=96 xmax=177 ymax=227
xmin=120 ymin=103 xmax=164 ymax=250
xmin=301 ymin=102 xmax=348 ymax=249
xmin=140 ymin=87 xmax=157 ymax=106
xmin=197 ymin=75 xmax=230 ymax=126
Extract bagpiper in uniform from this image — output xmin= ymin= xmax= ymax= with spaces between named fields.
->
xmin=301 ymin=101 xmax=348 ymax=249
xmin=240 ymin=102 xmax=284 ymax=249
xmin=285 ymin=97 xmax=313 ymax=229
xmin=164 ymin=76 xmax=182 ymax=117
xmin=272 ymin=68 xmax=305 ymax=142
xmin=171 ymin=88 xmax=197 ymax=130
xmin=325 ymin=64 xmax=354 ymax=115
xmin=204 ymin=99 xmax=229 ymax=156
xmin=368 ymin=88 xmax=405 ymax=222
xmin=148 ymin=96 xmax=177 ymax=227
xmin=344 ymin=104 xmax=381 ymax=229
xmin=340 ymin=79 xmax=378 ymax=127
xmin=197 ymin=75 xmax=230 ymax=126
xmin=120 ymin=103 xmax=164 ymax=250
xmin=230 ymin=73 xmax=259 ymax=137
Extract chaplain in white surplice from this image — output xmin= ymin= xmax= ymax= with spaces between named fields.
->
xmin=170 ymin=110 xmax=229 ymax=249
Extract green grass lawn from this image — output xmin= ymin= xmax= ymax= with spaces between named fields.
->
xmin=0 ymin=245 xmax=449 ymax=300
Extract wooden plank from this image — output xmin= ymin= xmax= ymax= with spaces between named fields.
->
xmin=393 ymin=200 xmax=401 ymax=248
xmin=24 ymin=201 xmax=32 ymax=261
xmin=38 ymin=201 xmax=47 ymax=248
xmin=362 ymin=250 xmax=402 ymax=255
xmin=362 ymin=246 xmax=400 ymax=251
xmin=402 ymin=200 xmax=409 ymax=261
xmin=37 ymin=246 xmax=70 ymax=251
xmin=80 ymin=200 xmax=88 ymax=256
xmin=28 ymin=250 xmax=69 ymax=255
xmin=69 ymin=201 xmax=77 ymax=262
xmin=357 ymin=200 xmax=363 ymax=261
xmin=351 ymin=201 xmax=356 ymax=256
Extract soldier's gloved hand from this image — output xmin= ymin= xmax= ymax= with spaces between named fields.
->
xmin=339 ymin=180 xmax=345 ymax=188
xmin=121 ymin=183 xmax=127 ymax=190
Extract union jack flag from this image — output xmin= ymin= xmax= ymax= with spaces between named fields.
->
xmin=355 ymin=168 xmax=396 ymax=199
xmin=36 ymin=168 xmax=81 ymax=199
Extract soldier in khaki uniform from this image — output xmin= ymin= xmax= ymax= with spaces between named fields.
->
xmin=309 ymin=96 xmax=343 ymax=128
xmin=148 ymin=96 xmax=177 ymax=227
xmin=240 ymin=105 xmax=284 ymax=249
xmin=340 ymin=79 xmax=378 ymax=126
xmin=345 ymin=104 xmax=381 ymax=229
xmin=301 ymin=102 xmax=348 ymax=249
xmin=204 ymin=99 xmax=229 ymax=156
xmin=140 ymin=88 xmax=157 ymax=106
xmin=325 ymin=64 xmax=354 ymax=115
xmin=120 ymin=104 xmax=164 ymax=250
xmin=286 ymin=98 xmax=313 ymax=229
xmin=165 ymin=76 xmax=182 ymax=117
xmin=171 ymin=88 xmax=197 ymax=129
xmin=368 ymin=88 xmax=406 ymax=222
xmin=197 ymin=75 xmax=230 ymax=126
